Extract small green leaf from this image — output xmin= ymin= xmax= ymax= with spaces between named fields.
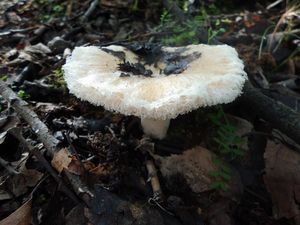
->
xmin=17 ymin=90 xmax=30 ymax=100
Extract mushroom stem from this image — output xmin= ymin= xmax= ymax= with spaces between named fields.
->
xmin=141 ymin=118 xmax=170 ymax=139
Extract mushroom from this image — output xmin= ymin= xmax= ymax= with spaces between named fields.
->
xmin=63 ymin=44 xmax=247 ymax=139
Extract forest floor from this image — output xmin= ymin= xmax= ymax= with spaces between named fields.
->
xmin=0 ymin=0 xmax=300 ymax=225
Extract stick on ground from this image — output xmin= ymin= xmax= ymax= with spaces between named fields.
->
xmin=239 ymin=81 xmax=300 ymax=146
xmin=0 ymin=80 xmax=59 ymax=155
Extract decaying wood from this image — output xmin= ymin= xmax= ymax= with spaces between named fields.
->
xmin=239 ymin=81 xmax=300 ymax=146
xmin=0 ymin=80 xmax=59 ymax=155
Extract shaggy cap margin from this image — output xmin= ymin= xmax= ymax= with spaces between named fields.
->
xmin=63 ymin=44 xmax=247 ymax=120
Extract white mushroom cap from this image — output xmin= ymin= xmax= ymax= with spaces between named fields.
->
xmin=63 ymin=44 xmax=247 ymax=121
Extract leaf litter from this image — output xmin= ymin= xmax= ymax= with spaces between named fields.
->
xmin=0 ymin=0 xmax=300 ymax=225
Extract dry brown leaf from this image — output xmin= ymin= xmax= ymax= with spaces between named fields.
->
xmin=154 ymin=146 xmax=242 ymax=197
xmin=11 ymin=163 xmax=43 ymax=197
xmin=88 ymin=163 xmax=113 ymax=177
xmin=67 ymin=157 xmax=86 ymax=175
xmin=0 ymin=197 xmax=32 ymax=225
xmin=5 ymin=43 xmax=51 ymax=66
xmin=51 ymin=148 xmax=72 ymax=173
xmin=0 ymin=153 xmax=44 ymax=198
xmin=52 ymin=148 xmax=92 ymax=175
xmin=154 ymin=146 xmax=218 ymax=193
xmin=264 ymin=140 xmax=300 ymax=219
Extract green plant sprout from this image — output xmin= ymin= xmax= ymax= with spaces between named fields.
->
xmin=158 ymin=12 xmax=206 ymax=46
xmin=207 ymin=27 xmax=226 ymax=44
xmin=258 ymin=25 xmax=275 ymax=60
xmin=0 ymin=75 xmax=9 ymax=81
xmin=47 ymin=68 xmax=66 ymax=89
xmin=35 ymin=0 xmax=65 ymax=23
xmin=209 ymin=157 xmax=231 ymax=191
xmin=208 ymin=106 xmax=246 ymax=191
xmin=157 ymin=3 xmax=225 ymax=46
xmin=209 ymin=106 xmax=245 ymax=160
xmin=17 ymin=90 xmax=30 ymax=100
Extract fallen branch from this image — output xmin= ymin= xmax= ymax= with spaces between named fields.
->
xmin=238 ymin=81 xmax=300 ymax=145
xmin=9 ymin=129 xmax=80 ymax=203
xmin=81 ymin=0 xmax=98 ymax=22
xmin=0 ymin=81 xmax=89 ymax=205
xmin=0 ymin=80 xmax=59 ymax=155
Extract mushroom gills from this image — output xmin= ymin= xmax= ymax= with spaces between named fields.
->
xmin=141 ymin=118 xmax=170 ymax=139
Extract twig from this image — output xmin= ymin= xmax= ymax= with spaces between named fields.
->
xmin=81 ymin=0 xmax=98 ymax=22
xmin=267 ymin=0 xmax=284 ymax=10
xmin=0 ymin=81 xmax=59 ymax=155
xmin=30 ymin=148 xmax=80 ymax=203
xmin=0 ymin=81 xmax=86 ymax=204
xmin=0 ymin=27 xmax=38 ymax=37
xmin=145 ymin=159 xmax=163 ymax=202
xmin=7 ymin=129 xmax=80 ymax=203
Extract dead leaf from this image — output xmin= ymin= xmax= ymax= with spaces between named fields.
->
xmin=51 ymin=148 xmax=72 ymax=173
xmin=5 ymin=43 xmax=51 ymax=66
xmin=0 ymin=197 xmax=32 ymax=225
xmin=154 ymin=146 xmax=218 ymax=193
xmin=0 ymin=151 xmax=43 ymax=199
xmin=24 ymin=43 xmax=51 ymax=55
xmin=264 ymin=140 xmax=300 ymax=219
xmin=154 ymin=146 xmax=242 ymax=197
xmin=0 ymin=115 xmax=20 ymax=133
xmin=52 ymin=148 xmax=94 ymax=175
xmin=67 ymin=157 xmax=86 ymax=175
xmin=88 ymin=163 xmax=113 ymax=177
xmin=9 ymin=153 xmax=44 ymax=197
